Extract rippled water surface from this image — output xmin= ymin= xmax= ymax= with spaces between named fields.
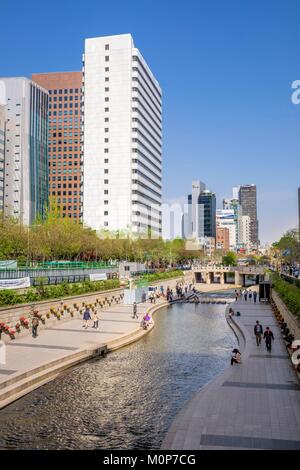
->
xmin=0 ymin=301 xmax=236 ymax=449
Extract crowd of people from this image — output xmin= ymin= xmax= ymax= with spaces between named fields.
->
xmin=234 ymin=288 xmax=258 ymax=303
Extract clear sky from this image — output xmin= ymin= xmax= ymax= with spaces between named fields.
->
xmin=1 ymin=0 xmax=299 ymax=244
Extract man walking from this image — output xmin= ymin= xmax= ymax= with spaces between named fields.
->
xmin=82 ymin=307 xmax=91 ymax=329
xmin=264 ymin=327 xmax=274 ymax=352
xmin=253 ymin=291 xmax=258 ymax=303
xmin=254 ymin=320 xmax=263 ymax=346
xmin=32 ymin=316 xmax=39 ymax=338
xmin=132 ymin=301 xmax=138 ymax=319
xmin=244 ymin=289 xmax=248 ymax=301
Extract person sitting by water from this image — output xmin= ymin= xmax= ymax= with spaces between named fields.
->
xmin=231 ymin=348 xmax=241 ymax=365
xmin=228 ymin=307 xmax=234 ymax=317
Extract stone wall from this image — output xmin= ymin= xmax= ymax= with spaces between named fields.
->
xmin=271 ymin=290 xmax=300 ymax=340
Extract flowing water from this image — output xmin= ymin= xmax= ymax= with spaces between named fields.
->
xmin=0 ymin=300 xmax=236 ymax=449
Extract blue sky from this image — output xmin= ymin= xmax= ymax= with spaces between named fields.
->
xmin=1 ymin=0 xmax=299 ymax=244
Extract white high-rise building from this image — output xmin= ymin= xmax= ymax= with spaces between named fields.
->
xmin=0 ymin=77 xmax=48 ymax=225
xmin=83 ymin=34 xmax=162 ymax=235
xmin=0 ymin=105 xmax=5 ymax=212
xmin=239 ymin=214 xmax=251 ymax=247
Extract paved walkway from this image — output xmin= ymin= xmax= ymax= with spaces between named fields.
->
xmin=0 ymin=301 xmax=154 ymax=386
xmin=162 ymin=298 xmax=300 ymax=450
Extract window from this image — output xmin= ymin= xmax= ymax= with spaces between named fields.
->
xmin=104 ymin=211 xmax=108 ymax=215
xmin=105 ymin=44 xmax=109 ymax=50
xmin=104 ymin=189 xmax=108 ymax=194
xmin=105 ymin=56 xmax=109 ymax=61
xmin=105 ymin=67 xmax=109 ymax=72
xmin=104 ymin=169 xmax=108 ymax=174
xmin=104 ymin=148 xmax=109 ymax=153
xmin=105 ymin=87 xmax=109 ymax=92
xmin=104 ymin=138 xmax=109 ymax=143
xmin=105 ymin=97 xmax=109 ymax=102
xmin=104 ymin=107 xmax=109 ymax=112
xmin=104 ymin=200 xmax=108 ymax=205
xmin=104 ymin=221 xmax=108 ymax=226
xmin=105 ymin=77 xmax=109 ymax=82
xmin=104 ymin=128 xmax=109 ymax=133
xmin=104 ymin=118 xmax=109 ymax=122
xmin=104 ymin=179 xmax=108 ymax=184
xmin=104 ymin=158 xmax=109 ymax=163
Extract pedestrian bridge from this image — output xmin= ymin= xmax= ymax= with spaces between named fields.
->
xmin=192 ymin=265 xmax=266 ymax=286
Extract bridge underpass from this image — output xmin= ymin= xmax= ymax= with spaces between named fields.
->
xmin=194 ymin=268 xmax=264 ymax=286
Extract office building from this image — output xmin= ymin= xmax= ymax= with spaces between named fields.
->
xmin=186 ymin=180 xmax=206 ymax=238
xmin=216 ymin=209 xmax=236 ymax=250
xmin=238 ymin=184 xmax=258 ymax=245
xmin=0 ymin=105 xmax=5 ymax=212
xmin=238 ymin=214 xmax=251 ymax=248
xmin=0 ymin=77 xmax=48 ymax=225
xmin=216 ymin=226 xmax=230 ymax=251
xmin=223 ymin=197 xmax=240 ymax=246
xmin=298 ymin=187 xmax=300 ymax=240
xmin=198 ymin=190 xmax=216 ymax=239
xmin=83 ymin=34 xmax=162 ymax=235
xmin=32 ymin=72 xmax=83 ymax=220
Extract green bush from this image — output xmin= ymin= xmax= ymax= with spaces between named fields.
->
xmin=0 ymin=279 xmax=120 ymax=307
xmin=271 ymin=273 xmax=300 ymax=320
xmin=138 ymin=269 xmax=184 ymax=283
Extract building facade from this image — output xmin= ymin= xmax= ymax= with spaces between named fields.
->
xmin=216 ymin=209 xmax=236 ymax=250
xmin=238 ymin=214 xmax=251 ymax=248
xmin=83 ymin=34 xmax=162 ymax=235
xmin=0 ymin=77 xmax=48 ymax=225
xmin=238 ymin=184 xmax=258 ymax=245
xmin=32 ymin=72 xmax=83 ymax=221
xmin=298 ymin=187 xmax=300 ymax=241
xmin=198 ymin=190 xmax=216 ymax=239
xmin=216 ymin=226 xmax=230 ymax=251
xmin=186 ymin=180 xmax=206 ymax=238
xmin=0 ymin=105 xmax=5 ymax=212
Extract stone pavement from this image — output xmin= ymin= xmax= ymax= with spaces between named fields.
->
xmin=162 ymin=298 xmax=300 ymax=450
xmin=0 ymin=301 xmax=153 ymax=387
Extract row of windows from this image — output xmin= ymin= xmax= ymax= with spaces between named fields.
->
xmin=49 ymin=103 xmax=80 ymax=109
xmin=50 ymin=161 xmax=81 ymax=167
xmin=51 ymin=176 xmax=81 ymax=181
xmin=49 ymin=147 xmax=80 ymax=152
xmin=51 ymin=183 xmax=80 ymax=188
xmin=49 ymin=110 xmax=79 ymax=116
xmin=50 ymin=95 xmax=79 ymax=102
xmin=50 ymin=155 xmax=81 ymax=159
xmin=49 ymin=88 xmax=80 ymax=95
xmin=49 ymin=118 xmax=79 ymax=124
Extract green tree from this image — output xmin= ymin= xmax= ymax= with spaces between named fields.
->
xmin=222 ymin=251 xmax=237 ymax=266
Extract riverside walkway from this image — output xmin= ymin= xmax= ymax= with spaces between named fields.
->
xmin=162 ymin=298 xmax=300 ymax=450
xmin=0 ymin=300 xmax=165 ymax=408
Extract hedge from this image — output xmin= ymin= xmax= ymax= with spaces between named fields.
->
xmin=138 ymin=269 xmax=184 ymax=283
xmin=271 ymin=273 xmax=300 ymax=320
xmin=0 ymin=279 xmax=120 ymax=307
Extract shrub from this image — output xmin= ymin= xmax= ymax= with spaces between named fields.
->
xmin=271 ymin=273 xmax=300 ymax=320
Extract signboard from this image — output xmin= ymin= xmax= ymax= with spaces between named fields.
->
xmin=89 ymin=273 xmax=107 ymax=282
xmin=0 ymin=277 xmax=30 ymax=290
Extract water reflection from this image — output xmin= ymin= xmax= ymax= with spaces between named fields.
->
xmin=0 ymin=301 xmax=236 ymax=449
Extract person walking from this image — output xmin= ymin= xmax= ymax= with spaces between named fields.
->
xmin=142 ymin=291 xmax=146 ymax=303
xmin=253 ymin=291 xmax=258 ymax=303
xmin=244 ymin=290 xmax=248 ymax=301
xmin=264 ymin=327 xmax=274 ymax=352
xmin=248 ymin=289 xmax=253 ymax=301
xmin=32 ymin=316 xmax=39 ymax=338
xmin=254 ymin=320 xmax=263 ymax=346
xmin=83 ymin=307 xmax=91 ymax=329
xmin=132 ymin=301 xmax=138 ymax=319
xmin=92 ymin=310 xmax=99 ymax=329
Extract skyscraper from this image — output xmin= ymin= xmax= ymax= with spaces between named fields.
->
xmin=0 ymin=105 xmax=5 ymax=212
xmin=187 ymin=180 xmax=206 ymax=238
xmin=0 ymin=77 xmax=48 ymax=225
xmin=238 ymin=184 xmax=258 ymax=245
xmin=198 ymin=190 xmax=216 ymax=239
xmin=298 ymin=187 xmax=300 ymax=240
xmin=83 ymin=34 xmax=162 ymax=235
xmin=32 ymin=72 xmax=83 ymax=221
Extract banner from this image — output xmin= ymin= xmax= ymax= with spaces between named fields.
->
xmin=89 ymin=273 xmax=107 ymax=282
xmin=0 ymin=277 xmax=30 ymax=290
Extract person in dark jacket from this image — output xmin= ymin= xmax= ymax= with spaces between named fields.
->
xmin=264 ymin=327 xmax=274 ymax=351
xmin=32 ymin=317 xmax=39 ymax=338
xmin=132 ymin=302 xmax=138 ymax=319
xmin=82 ymin=308 xmax=91 ymax=329
xmin=254 ymin=320 xmax=263 ymax=346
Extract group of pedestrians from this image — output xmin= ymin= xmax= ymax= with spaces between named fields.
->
xmin=82 ymin=307 xmax=100 ymax=330
xmin=235 ymin=288 xmax=258 ymax=303
xmin=254 ymin=321 xmax=274 ymax=351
